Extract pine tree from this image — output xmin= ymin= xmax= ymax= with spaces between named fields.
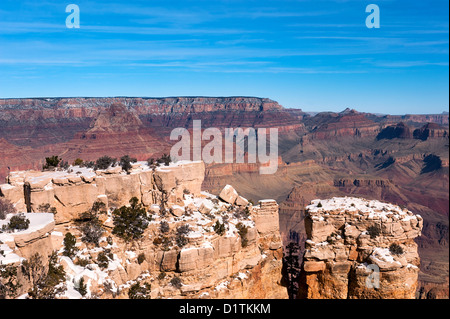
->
xmin=63 ymin=232 xmax=78 ymax=258
xmin=112 ymin=197 xmax=150 ymax=241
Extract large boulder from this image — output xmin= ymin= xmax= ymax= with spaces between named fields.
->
xmin=219 ymin=185 xmax=239 ymax=204
xmin=235 ymin=196 xmax=249 ymax=207
xmin=170 ymin=205 xmax=185 ymax=217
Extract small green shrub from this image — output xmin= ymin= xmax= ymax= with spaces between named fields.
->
xmin=73 ymin=158 xmax=84 ymax=166
xmin=157 ymin=272 xmax=166 ymax=281
xmin=43 ymin=155 xmax=61 ymax=170
xmin=23 ymin=252 xmax=67 ymax=299
xmin=5 ymin=214 xmax=30 ymax=232
xmin=77 ymin=200 xmax=106 ymax=223
xmin=81 ymin=161 xmax=95 ymax=169
xmin=214 ymin=220 xmax=226 ymax=236
xmin=160 ymin=221 xmax=170 ymax=233
xmin=0 ymin=264 xmax=21 ymax=299
xmin=128 ymin=281 xmax=151 ymax=299
xmin=170 ymin=276 xmax=182 ymax=289
xmin=97 ymin=251 xmax=109 ymax=269
xmin=147 ymin=158 xmax=155 ymax=166
xmin=94 ymin=156 xmax=117 ymax=170
xmin=38 ymin=203 xmax=50 ymax=213
xmin=175 ymin=224 xmax=190 ymax=247
xmin=74 ymin=258 xmax=90 ymax=267
xmin=91 ymin=200 xmax=107 ymax=214
xmin=367 ymin=225 xmax=381 ymax=239
xmin=63 ymin=232 xmax=78 ymax=258
xmin=389 ymin=243 xmax=404 ymax=256
xmin=76 ymin=277 xmax=87 ymax=297
xmin=236 ymin=222 xmax=249 ymax=248
xmin=137 ymin=253 xmax=146 ymax=265
xmin=81 ymin=221 xmax=103 ymax=246
xmin=112 ymin=197 xmax=150 ymax=242
xmin=59 ymin=160 xmax=69 ymax=170
xmin=120 ymin=155 xmax=137 ymax=173
xmin=157 ymin=154 xmax=171 ymax=166
xmin=161 ymin=236 xmax=172 ymax=251
xmin=77 ymin=200 xmax=106 ymax=246
xmin=234 ymin=206 xmax=251 ymax=220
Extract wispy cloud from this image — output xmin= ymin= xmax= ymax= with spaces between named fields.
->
xmin=371 ymin=61 xmax=449 ymax=68
xmin=0 ymin=0 xmax=448 ymax=114
xmin=231 ymin=66 xmax=368 ymax=74
xmin=349 ymin=57 xmax=449 ymax=68
xmin=0 ymin=21 xmax=255 ymax=36
xmin=0 ymin=21 xmax=66 ymax=34
xmin=0 ymin=58 xmax=84 ymax=65
xmin=91 ymin=3 xmax=338 ymax=21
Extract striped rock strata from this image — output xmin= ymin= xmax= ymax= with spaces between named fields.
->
xmin=298 ymin=196 xmax=423 ymax=299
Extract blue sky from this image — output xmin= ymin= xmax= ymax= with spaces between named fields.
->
xmin=0 ymin=0 xmax=448 ymax=114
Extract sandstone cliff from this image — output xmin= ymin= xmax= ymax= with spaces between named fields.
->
xmin=0 ymin=161 xmax=287 ymax=299
xmin=1 ymin=161 xmax=206 ymax=224
xmin=297 ymin=197 xmax=423 ymax=299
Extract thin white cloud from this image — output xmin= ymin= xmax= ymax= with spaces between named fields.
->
xmin=91 ymin=3 xmax=338 ymax=21
xmin=82 ymin=24 xmax=256 ymax=35
xmin=349 ymin=57 xmax=449 ymax=68
xmin=0 ymin=21 xmax=66 ymax=33
xmin=373 ymin=61 xmax=449 ymax=68
xmin=0 ymin=21 xmax=255 ymax=36
xmin=0 ymin=58 xmax=85 ymax=65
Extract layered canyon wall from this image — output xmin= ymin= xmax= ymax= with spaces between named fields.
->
xmin=298 ymin=197 xmax=423 ymax=299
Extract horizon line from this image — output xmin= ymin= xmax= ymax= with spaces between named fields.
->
xmin=0 ymin=95 xmax=448 ymax=116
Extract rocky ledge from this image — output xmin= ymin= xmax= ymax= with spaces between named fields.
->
xmin=0 ymin=162 xmax=287 ymax=299
xmin=298 ymin=196 xmax=423 ymax=299
xmin=1 ymin=161 xmax=206 ymax=224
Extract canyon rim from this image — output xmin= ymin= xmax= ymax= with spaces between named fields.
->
xmin=1 ymin=0 xmax=448 ymax=305
xmin=0 ymin=97 xmax=448 ymax=301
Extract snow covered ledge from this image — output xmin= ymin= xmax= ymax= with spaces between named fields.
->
xmin=299 ymin=196 xmax=423 ymax=299
xmin=0 ymin=213 xmax=56 ymax=265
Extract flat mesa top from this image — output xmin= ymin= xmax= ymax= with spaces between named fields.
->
xmin=306 ymin=197 xmax=420 ymax=221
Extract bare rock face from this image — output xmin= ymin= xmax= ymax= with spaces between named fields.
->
xmin=376 ymin=122 xmax=412 ymax=140
xmin=298 ymin=197 xmax=423 ymax=299
xmin=308 ymin=110 xmax=381 ymax=140
xmin=253 ymin=200 xmax=281 ymax=240
xmin=413 ymin=122 xmax=449 ymax=141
